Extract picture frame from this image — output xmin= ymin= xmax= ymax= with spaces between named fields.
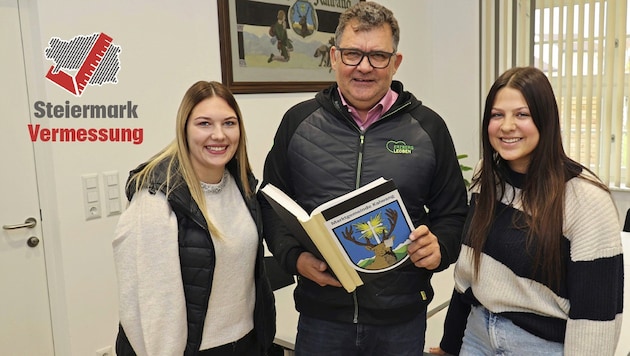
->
xmin=217 ymin=0 xmax=362 ymax=94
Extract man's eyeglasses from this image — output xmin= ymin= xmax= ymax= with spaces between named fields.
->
xmin=336 ymin=47 xmax=396 ymax=69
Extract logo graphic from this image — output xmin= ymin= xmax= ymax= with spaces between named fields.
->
xmin=386 ymin=140 xmax=414 ymax=154
xmin=332 ymin=200 xmax=411 ymax=273
xmin=289 ymin=0 xmax=318 ymax=38
xmin=44 ymin=32 xmax=121 ymax=96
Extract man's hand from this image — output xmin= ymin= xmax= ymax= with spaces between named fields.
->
xmin=296 ymin=252 xmax=343 ymax=288
xmin=407 ymin=225 xmax=441 ymax=270
xmin=428 ymin=346 xmax=448 ymax=355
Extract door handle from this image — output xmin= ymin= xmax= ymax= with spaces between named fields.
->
xmin=2 ymin=217 xmax=37 ymax=230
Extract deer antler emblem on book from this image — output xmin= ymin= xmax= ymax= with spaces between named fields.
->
xmin=342 ymin=208 xmax=400 ymax=270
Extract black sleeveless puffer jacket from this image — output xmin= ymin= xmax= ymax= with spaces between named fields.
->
xmin=116 ymin=158 xmax=275 ymax=355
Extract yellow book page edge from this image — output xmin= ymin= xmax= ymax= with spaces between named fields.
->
xmin=304 ymin=214 xmax=363 ymax=292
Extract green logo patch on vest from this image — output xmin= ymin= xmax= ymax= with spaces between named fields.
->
xmin=386 ymin=140 xmax=414 ymax=154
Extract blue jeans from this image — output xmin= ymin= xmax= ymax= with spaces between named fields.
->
xmin=460 ymin=306 xmax=563 ymax=356
xmin=294 ymin=311 xmax=427 ymax=356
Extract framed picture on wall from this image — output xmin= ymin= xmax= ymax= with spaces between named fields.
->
xmin=217 ymin=0 xmax=363 ymax=94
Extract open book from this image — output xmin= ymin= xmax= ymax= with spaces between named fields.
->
xmin=260 ymin=178 xmax=414 ymax=293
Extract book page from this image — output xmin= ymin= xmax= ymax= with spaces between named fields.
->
xmin=260 ymin=184 xmax=309 ymax=221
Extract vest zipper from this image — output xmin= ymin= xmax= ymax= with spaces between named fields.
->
xmin=333 ymin=96 xmax=413 ymax=325
xmin=355 ymin=134 xmax=364 ymax=189
xmin=352 ymin=292 xmax=359 ymax=323
xmin=352 ymin=133 xmax=365 ymax=324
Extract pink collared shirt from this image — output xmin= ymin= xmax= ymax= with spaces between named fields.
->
xmin=338 ymin=88 xmax=399 ymax=131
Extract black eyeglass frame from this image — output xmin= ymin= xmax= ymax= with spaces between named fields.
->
xmin=335 ymin=47 xmax=397 ymax=69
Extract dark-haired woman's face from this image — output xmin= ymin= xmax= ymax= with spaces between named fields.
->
xmin=488 ymin=87 xmax=539 ymax=173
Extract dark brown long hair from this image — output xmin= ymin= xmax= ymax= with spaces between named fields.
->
xmin=469 ymin=67 xmax=608 ymax=287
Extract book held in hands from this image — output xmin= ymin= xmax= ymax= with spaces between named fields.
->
xmin=260 ymin=177 xmax=415 ymax=293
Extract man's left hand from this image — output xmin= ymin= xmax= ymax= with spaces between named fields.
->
xmin=406 ymin=225 xmax=441 ymax=270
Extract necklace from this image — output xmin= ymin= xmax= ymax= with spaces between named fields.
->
xmin=200 ymin=171 xmax=229 ymax=194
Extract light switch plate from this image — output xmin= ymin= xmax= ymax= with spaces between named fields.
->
xmin=81 ymin=173 xmax=101 ymax=220
xmin=102 ymin=171 xmax=122 ymax=216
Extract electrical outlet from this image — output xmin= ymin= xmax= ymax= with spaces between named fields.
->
xmin=95 ymin=345 xmax=113 ymax=356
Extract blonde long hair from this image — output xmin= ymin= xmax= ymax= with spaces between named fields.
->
xmin=128 ymin=81 xmax=253 ymax=237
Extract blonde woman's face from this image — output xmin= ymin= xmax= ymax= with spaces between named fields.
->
xmin=186 ymin=97 xmax=239 ymax=183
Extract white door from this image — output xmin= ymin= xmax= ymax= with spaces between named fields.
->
xmin=0 ymin=1 xmax=56 ymax=354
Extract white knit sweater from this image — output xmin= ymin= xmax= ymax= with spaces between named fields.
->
xmin=113 ymin=173 xmax=257 ymax=355
xmin=444 ymin=167 xmax=624 ymax=355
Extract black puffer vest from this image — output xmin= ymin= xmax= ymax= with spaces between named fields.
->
xmin=115 ymin=158 xmax=275 ymax=355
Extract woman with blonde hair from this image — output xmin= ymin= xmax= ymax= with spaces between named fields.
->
xmin=113 ymin=81 xmax=275 ymax=355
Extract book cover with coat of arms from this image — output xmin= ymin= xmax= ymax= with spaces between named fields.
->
xmin=261 ymin=177 xmax=414 ymax=293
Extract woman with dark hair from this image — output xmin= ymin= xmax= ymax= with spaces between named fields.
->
xmin=431 ymin=67 xmax=623 ymax=355
xmin=113 ymin=81 xmax=275 ymax=355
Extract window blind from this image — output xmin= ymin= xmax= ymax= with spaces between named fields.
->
xmin=485 ymin=0 xmax=629 ymax=188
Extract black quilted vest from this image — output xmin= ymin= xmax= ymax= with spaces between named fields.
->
xmin=115 ymin=158 xmax=275 ymax=355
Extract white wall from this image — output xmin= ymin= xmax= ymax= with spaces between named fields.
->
xmin=612 ymin=190 xmax=630 ymax=226
xmin=15 ymin=1 xmax=480 ymax=355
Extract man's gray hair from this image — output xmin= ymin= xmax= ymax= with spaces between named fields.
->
xmin=334 ymin=1 xmax=400 ymax=51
